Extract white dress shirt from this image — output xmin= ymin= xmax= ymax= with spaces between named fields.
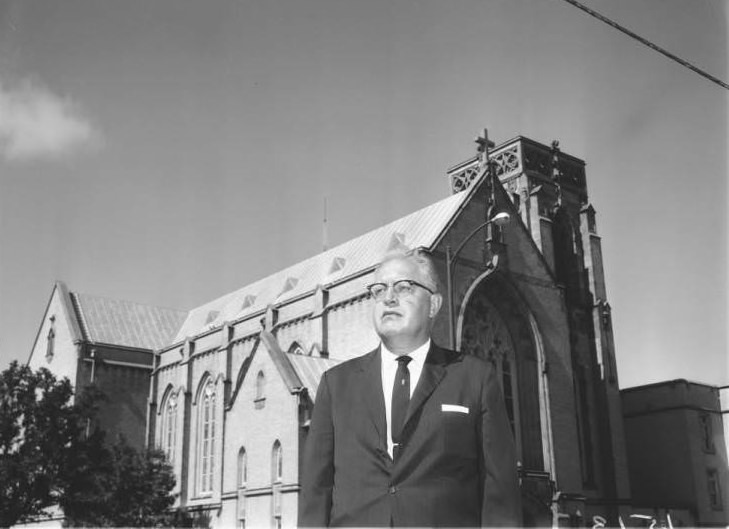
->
xmin=381 ymin=339 xmax=430 ymax=457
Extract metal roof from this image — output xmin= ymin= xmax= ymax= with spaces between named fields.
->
xmin=72 ymin=293 xmax=188 ymax=350
xmin=173 ymin=190 xmax=470 ymax=342
xmin=287 ymin=353 xmax=341 ymax=401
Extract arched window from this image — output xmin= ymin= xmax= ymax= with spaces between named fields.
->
xmin=271 ymin=441 xmax=283 ymax=527
xmin=237 ymin=447 xmax=247 ymax=488
xmin=161 ymin=390 xmax=178 ymax=464
xmin=460 ymin=289 xmax=524 ymax=467
xmin=45 ymin=323 xmax=55 ymax=363
xmin=272 ymin=440 xmax=282 ymax=483
xmin=237 ymin=447 xmax=247 ymax=529
xmin=254 ymin=370 xmax=266 ymax=409
xmin=197 ymin=377 xmax=217 ymax=494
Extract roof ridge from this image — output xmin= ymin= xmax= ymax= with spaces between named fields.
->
xmin=73 ymin=291 xmax=187 ymax=315
xmin=70 ymin=292 xmax=91 ymax=342
xmin=189 ymin=192 xmax=467 ymax=312
xmin=169 ymin=190 xmax=471 ymax=344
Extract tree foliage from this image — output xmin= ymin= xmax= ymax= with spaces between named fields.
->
xmin=1 ymin=361 xmax=180 ymax=528
xmin=0 ymin=361 xmax=95 ymax=527
xmin=61 ymin=435 xmax=179 ymax=527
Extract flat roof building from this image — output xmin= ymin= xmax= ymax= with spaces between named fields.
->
xmin=622 ymin=379 xmax=729 ymax=527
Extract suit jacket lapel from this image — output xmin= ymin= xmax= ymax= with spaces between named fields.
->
xmin=403 ymin=344 xmax=449 ymax=428
xmin=359 ymin=347 xmax=387 ymax=449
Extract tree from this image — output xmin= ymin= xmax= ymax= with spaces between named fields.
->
xmin=0 ymin=361 xmax=95 ymax=528
xmin=57 ymin=428 xmax=114 ymax=526
xmin=0 ymin=361 xmax=180 ymax=527
xmin=61 ymin=435 xmax=180 ymax=527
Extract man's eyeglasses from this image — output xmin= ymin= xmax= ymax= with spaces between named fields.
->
xmin=366 ymin=279 xmax=434 ymax=300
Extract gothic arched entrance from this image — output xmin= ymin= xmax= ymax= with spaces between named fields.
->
xmin=457 ymin=273 xmax=553 ymax=526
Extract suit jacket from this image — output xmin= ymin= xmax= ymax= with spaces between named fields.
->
xmin=299 ymin=343 xmax=521 ymax=527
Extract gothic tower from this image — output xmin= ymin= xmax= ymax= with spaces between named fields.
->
xmin=444 ymin=132 xmax=631 ymax=522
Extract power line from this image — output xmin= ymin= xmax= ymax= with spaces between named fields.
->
xmin=561 ymin=0 xmax=729 ymax=91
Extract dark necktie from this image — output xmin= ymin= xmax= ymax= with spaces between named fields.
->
xmin=391 ymin=355 xmax=412 ymax=457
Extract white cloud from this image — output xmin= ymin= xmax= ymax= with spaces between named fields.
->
xmin=0 ymin=79 xmax=99 ymax=162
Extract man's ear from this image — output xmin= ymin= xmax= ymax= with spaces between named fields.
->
xmin=429 ymin=292 xmax=443 ymax=318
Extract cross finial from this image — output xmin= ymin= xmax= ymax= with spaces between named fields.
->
xmin=475 ymin=128 xmax=495 ymax=167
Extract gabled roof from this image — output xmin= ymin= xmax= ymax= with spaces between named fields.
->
xmin=173 ymin=190 xmax=472 ymax=343
xmin=28 ymin=281 xmax=84 ymax=366
xmin=259 ymin=330 xmax=302 ymax=392
xmin=260 ymin=330 xmax=340 ymax=398
xmin=72 ymin=293 xmax=187 ymax=350
xmin=230 ymin=331 xmax=341 ymax=407
xmin=287 ymin=353 xmax=340 ymax=400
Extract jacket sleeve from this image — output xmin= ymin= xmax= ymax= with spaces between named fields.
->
xmin=479 ymin=361 xmax=523 ymax=527
xmin=298 ymin=371 xmax=335 ymax=528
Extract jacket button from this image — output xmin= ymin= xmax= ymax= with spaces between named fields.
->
xmin=389 ymin=485 xmax=397 ymax=494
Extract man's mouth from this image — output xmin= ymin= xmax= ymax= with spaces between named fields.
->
xmin=381 ymin=310 xmax=401 ymax=319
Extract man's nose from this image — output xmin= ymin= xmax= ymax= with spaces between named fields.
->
xmin=383 ymin=286 xmax=398 ymax=304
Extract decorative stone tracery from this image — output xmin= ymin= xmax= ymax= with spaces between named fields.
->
xmin=491 ymin=144 xmax=521 ymax=178
xmin=458 ymin=276 xmax=545 ymax=473
xmin=460 ymin=294 xmax=520 ymax=436
xmin=450 ymin=162 xmax=481 ymax=193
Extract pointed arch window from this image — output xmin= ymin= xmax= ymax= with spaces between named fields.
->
xmin=460 ymin=292 xmax=524 ymax=467
xmin=237 ymin=447 xmax=247 ymax=528
xmin=238 ymin=447 xmax=247 ymax=488
xmin=272 ymin=441 xmax=283 ymax=527
xmin=272 ymin=440 xmax=283 ymax=483
xmin=254 ymin=370 xmax=266 ymax=409
xmin=45 ymin=316 xmax=56 ymax=363
xmin=45 ymin=328 xmax=55 ymax=362
xmin=161 ymin=390 xmax=178 ymax=464
xmin=197 ymin=377 xmax=217 ymax=495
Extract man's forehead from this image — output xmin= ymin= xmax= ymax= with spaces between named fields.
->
xmin=374 ymin=257 xmax=420 ymax=280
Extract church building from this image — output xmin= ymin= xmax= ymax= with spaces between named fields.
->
xmin=145 ymin=133 xmax=632 ymax=527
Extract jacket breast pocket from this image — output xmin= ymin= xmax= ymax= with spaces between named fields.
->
xmin=440 ymin=408 xmax=477 ymax=460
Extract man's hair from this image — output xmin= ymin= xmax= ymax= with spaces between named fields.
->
xmin=376 ymin=247 xmax=442 ymax=293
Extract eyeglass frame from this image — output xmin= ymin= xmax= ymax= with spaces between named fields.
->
xmin=366 ymin=279 xmax=435 ymax=300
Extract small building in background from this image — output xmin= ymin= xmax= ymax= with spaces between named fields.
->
xmin=622 ymin=379 xmax=729 ymax=527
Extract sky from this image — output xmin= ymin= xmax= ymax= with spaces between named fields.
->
xmin=0 ymin=0 xmax=726 ymax=390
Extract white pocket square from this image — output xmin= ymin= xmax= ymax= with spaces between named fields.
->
xmin=441 ymin=404 xmax=469 ymax=414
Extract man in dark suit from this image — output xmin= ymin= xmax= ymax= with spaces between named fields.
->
xmin=300 ymin=249 xmax=521 ymax=527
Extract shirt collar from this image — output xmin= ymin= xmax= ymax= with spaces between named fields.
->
xmin=381 ymin=339 xmax=431 ymax=367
